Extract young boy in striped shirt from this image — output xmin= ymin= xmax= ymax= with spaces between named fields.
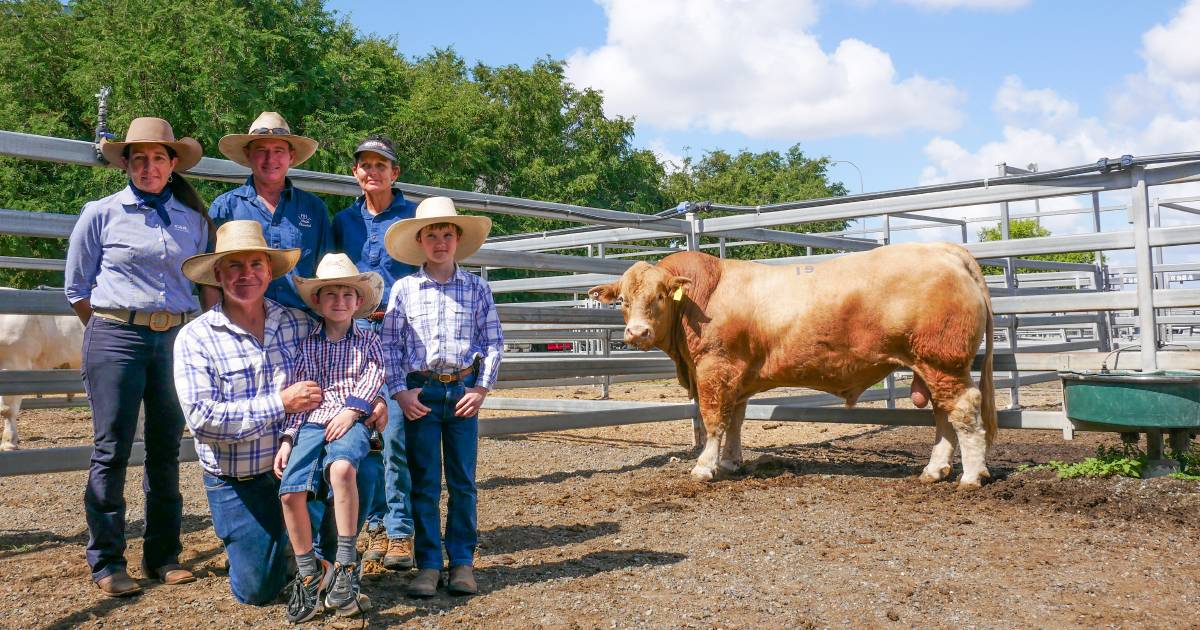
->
xmin=273 ymin=253 xmax=385 ymax=623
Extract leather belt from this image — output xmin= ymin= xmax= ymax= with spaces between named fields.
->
xmin=414 ymin=365 xmax=476 ymax=384
xmin=93 ymin=308 xmax=197 ymax=332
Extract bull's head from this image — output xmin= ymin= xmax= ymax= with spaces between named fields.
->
xmin=589 ymin=261 xmax=691 ymax=350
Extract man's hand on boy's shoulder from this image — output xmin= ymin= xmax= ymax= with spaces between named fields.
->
xmin=324 ymin=408 xmax=360 ymax=442
xmin=455 ymin=386 xmax=488 ymax=418
xmin=273 ymin=441 xmax=292 ymax=479
xmin=397 ymin=388 xmax=430 ymax=421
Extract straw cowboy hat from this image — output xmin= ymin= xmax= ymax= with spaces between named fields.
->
xmin=217 ymin=111 xmax=318 ymax=168
xmin=384 ymin=196 xmax=492 ymax=266
xmin=181 ymin=220 xmax=300 ymax=287
xmin=99 ymin=117 xmax=202 ymax=172
xmin=294 ymin=254 xmax=385 ymax=319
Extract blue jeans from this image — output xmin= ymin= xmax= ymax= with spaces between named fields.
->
xmin=203 ymin=463 xmax=378 ymax=605
xmin=358 ymin=319 xmax=413 ymax=539
xmin=82 ymin=317 xmax=186 ymax=581
xmin=405 ymin=371 xmax=478 ymax=570
xmin=278 ymin=422 xmax=370 ymax=497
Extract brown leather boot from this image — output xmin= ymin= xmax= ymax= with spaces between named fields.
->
xmin=447 ymin=565 xmax=477 ymax=595
xmin=145 ymin=563 xmax=196 ymax=585
xmin=406 ymin=568 xmax=440 ymax=598
xmin=95 ymin=570 xmax=142 ymax=597
xmin=383 ymin=537 xmax=414 ymax=570
xmin=362 ymin=527 xmax=388 ymax=563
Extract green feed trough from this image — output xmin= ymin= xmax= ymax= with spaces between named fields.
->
xmin=1058 ymin=370 xmax=1200 ymax=429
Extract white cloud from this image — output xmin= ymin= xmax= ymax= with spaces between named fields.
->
xmin=893 ymin=0 xmax=1029 ymax=10
xmin=565 ymin=0 xmax=964 ymax=139
xmin=647 ymin=139 xmax=685 ymax=174
xmin=1142 ymin=0 xmax=1200 ymax=110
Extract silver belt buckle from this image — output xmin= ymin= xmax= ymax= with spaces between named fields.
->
xmin=148 ymin=311 xmax=172 ymax=332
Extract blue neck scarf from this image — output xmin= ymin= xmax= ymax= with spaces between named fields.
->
xmin=129 ymin=179 xmax=174 ymax=226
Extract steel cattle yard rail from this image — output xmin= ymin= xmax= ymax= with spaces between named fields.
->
xmin=2 ymin=129 xmax=1199 ymax=476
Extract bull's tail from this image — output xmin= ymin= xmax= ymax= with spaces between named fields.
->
xmin=981 ymin=300 xmax=997 ymax=447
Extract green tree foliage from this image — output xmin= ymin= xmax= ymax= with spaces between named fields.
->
xmin=978 ymin=218 xmax=1099 ymax=275
xmin=660 ymin=145 xmax=849 ymax=260
xmin=0 ymin=0 xmax=844 ymax=295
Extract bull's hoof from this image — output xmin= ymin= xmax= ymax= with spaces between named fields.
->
xmin=957 ymin=469 xmax=991 ymax=490
xmin=956 ymin=479 xmax=983 ymax=490
xmin=690 ymin=465 xmax=715 ymax=482
xmin=918 ymin=465 xmax=952 ymax=484
xmin=0 ymin=442 xmax=15 ymax=452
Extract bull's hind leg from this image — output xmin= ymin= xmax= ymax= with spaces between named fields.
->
xmin=949 ymin=385 xmax=990 ymax=488
xmin=717 ymin=400 xmax=747 ymax=473
xmin=919 ymin=409 xmax=957 ymax=484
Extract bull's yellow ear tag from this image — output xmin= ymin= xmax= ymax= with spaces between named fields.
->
xmin=672 ymin=287 xmax=684 ymax=301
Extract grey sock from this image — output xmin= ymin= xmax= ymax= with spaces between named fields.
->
xmin=336 ymin=535 xmax=357 ymax=566
xmin=296 ymin=549 xmax=319 ymax=578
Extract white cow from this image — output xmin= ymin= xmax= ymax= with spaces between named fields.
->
xmin=0 ymin=314 xmax=84 ymax=450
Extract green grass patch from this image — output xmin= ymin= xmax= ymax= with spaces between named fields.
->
xmin=1020 ymin=443 xmax=1200 ymax=480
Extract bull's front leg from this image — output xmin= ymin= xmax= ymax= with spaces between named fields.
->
xmin=0 ymin=395 xmax=19 ymax=451
xmin=718 ymin=400 xmax=747 ymax=473
xmin=690 ymin=361 xmax=741 ymax=481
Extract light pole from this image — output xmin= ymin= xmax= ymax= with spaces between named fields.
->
xmin=827 ymin=160 xmax=864 ymax=195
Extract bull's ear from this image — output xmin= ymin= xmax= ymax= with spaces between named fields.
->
xmin=589 ymin=282 xmax=620 ymax=304
xmin=668 ymin=276 xmax=691 ymax=300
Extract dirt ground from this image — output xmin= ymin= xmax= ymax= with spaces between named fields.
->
xmin=1 ymin=381 xmax=1198 ymax=629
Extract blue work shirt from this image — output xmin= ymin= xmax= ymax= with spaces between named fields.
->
xmin=332 ymin=188 xmax=418 ymax=311
xmin=209 ymin=176 xmax=332 ymax=311
xmin=65 ymin=186 xmax=209 ymax=312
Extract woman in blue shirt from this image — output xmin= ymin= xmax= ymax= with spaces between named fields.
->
xmin=65 ymin=117 xmax=212 ymax=598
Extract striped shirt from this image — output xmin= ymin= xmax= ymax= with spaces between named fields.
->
xmin=282 ymin=322 xmax=385 ymax=441
xmin=381 ymin=265 xmax=504 ymax=394
xmin=173 ymin=299 xmax=314 ymax=477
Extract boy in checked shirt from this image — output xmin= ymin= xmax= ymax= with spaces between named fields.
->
xmin=273 ymin=253 xmax=385 ymax=622
xmin=380 ymin=196 xmax=503 ymax=598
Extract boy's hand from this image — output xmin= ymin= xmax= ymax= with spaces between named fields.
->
xmin=273 ymin=441 xmax=292 ymax=479
xmin=281 ymin=381 xmax=323 ymax=413
xmin=455 ymin=386 xmax=488 ymax=417
xmin=396 ymin=388 xmax=429 ymax=421
xmin=324 ymin=409 xmax=359 ymax=442
xmin=365 ymin=397 xmax=388 ymax=432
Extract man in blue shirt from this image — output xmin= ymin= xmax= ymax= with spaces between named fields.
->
xmin=333 ymin=135 xmax=419 ymax=572
xmin=208 ymin=111 xmax=331 ymax=312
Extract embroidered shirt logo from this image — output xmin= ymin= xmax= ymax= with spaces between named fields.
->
xmin=297 ymin=213 xmax=313 ymax=228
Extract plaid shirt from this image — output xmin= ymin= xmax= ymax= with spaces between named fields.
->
xmin=281 ymin=322 xmax=385 ymax=441
xmin=381 ymin=265 xmax=504 ymax=393
xmin=173 ymin=299 xmax=314 ymax=476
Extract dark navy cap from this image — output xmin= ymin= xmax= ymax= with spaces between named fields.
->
xmin=353 ymin=137 xmax=398 ymax=163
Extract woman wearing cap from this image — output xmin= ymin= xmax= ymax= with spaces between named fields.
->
xmin=65 ymin=117 xmax=212 ymax=597
xmin=332 ymin=134 xmax=419 ymax=572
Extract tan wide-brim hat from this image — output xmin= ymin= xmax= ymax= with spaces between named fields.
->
xmin=295 ymin=253 xmax=384 ymax=319
xmin=99 ymin=117 xmax=203 ymax=172
xmin=217 ymin=111 xmax=319 ymax=168
xmin=181 ymin=220 xmax=300 ymax=287
xmin=383 ymin=196 xmax=492 ymax=266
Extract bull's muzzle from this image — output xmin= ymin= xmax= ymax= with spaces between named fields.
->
xmin=624 ymin=323 xmax=652 ymax=348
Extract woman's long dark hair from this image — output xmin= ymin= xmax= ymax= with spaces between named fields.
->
xmin=124 ymin=144 xmax=215 ymax=236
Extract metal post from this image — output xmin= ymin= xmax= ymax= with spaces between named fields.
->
xmin=718 ymin=236 xmax=726 ymax=259
xmin=1090 ymin=192 xmax=1111 ymax=352
xmin=598 ymin=243 xmax=611 ymax=398
xmin=998 ymin=163 xmax=1021 ymax=408
xmin=883 ymin=214 xmax=891 ymax=245
xmin=685 ymin=212 xmax=705 ymax=448
xmin=1130 ymin=166 xmax=1158 ymax=370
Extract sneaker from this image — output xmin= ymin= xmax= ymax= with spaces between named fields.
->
xmin=285 ymin=559 xmax=332 ymax=624
xmin=382 ymin=537 xmax=414 ymax=570
xmin=362 ymin=527 xmax=388 ymax=563
xmin=325 ymin=562 xmax=371 ymax=617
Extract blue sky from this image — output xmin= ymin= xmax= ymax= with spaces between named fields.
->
xmin=325 ymin=0 xmax=1200 ymax=218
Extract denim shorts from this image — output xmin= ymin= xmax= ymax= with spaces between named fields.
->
xmin=278 ymin=421 xmax=370 ymax=498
